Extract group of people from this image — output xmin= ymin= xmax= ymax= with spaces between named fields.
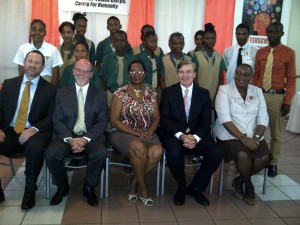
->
xmin=0 ymin=13 xmax=296 ymax=211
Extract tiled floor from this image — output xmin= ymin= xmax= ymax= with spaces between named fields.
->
xmin=1 ymin=122 xmax=300 ymax=225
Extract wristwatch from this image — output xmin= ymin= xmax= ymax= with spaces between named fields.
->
xmin=254 ymin=134 xmax=260 ymax=139
xmin=239 ymin=133 xmax=246 ymax=140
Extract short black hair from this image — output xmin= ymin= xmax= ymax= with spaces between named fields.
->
xmin=141 ymin=24 xmax=155 ymax=40
xmin=236 ymin=23 xmax=250 ymax=33
xmin=31 ymin=19 xmax=46 ymax=30
xmin=169 ymin=32 xmax=184 ymax=41
xmin=194 ymin=30 xmax=204 ymax=39
xmin=128 ymin=60 xmax=146 ymax=72
xmin=236 ymin=63 xmax=253 ymax=75
xmin=267 ymin=22 xmax=284 ymax=32
xmin=107 ymin=16 xmax=120 ymax=24
xmin=142 ymin=30 xmax=156 ymax=41
xmin=113 ymin=30 xmax=127 ymax=40
xmin=72 ymin=12 xmax=87 ymax=25
xmin=75 ymin=41 xmax=89 ymax=52
xmin=59 ymin=21 xmax=75 ymax=33
xmin=25 ymin=50 xmax=45 ymax=65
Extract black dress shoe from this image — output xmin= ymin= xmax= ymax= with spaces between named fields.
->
xmin=0 ymin=186 xmax=5 ymax=203
xmin=268 ymin=165 xmax=278 ymax=177
xmin=174 ymin=187 xmax=186 ymax=206
xmin=21 ymin=191 xmax=35 ymax=210
xmin=83 ymin=186 xmax=98 ymax=206
xmin=187 ymin=187 xmax=210 ymax=206
xmin=49 ymin=185 xmax=70 ymax=205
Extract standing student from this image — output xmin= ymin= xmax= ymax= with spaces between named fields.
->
xmin=224 ymin=23 xmax=258 ymax=84
xmin=0 ymin=50 xmax=56 ymax=209
xmin=96 ymin=16 xmax=131 ymax=71
xmin=187 ymin=30 xmax=204 ymax=58
xmin=72 ymin=13 xmax=96 ymax=66
xmin=252 ymin=22 xmax=296 ymax=177
xmin=194 ymin=23 xmax=226 ymax=104
xmin=101 ymin=30 xmax=136 ymax=104
xmin=13 ymin=19 xmax=63 ymax=85
xmin=57 ymin=21 xmax=76 ymax=80
xmin=132 ymin=24 xmax=164 ymax=59
xmin=135 ymin=31 xmax=163 ymax=90
xmin=160 ymin=32 xmax=197 ymax=89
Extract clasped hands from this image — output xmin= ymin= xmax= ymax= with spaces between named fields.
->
xmin=180 ymin=134 xmax=197 ymax=149
xmin=138 ymin=130 xmax=153 ymax=140
xmin=68 ymin=137 xmax=88 ymax=153
xmin=241 ymin=136 xmax=260 ymax=151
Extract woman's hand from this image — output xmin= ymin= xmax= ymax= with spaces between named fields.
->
xmin=241 ymin=136 xmax=260 ymax=151
xmin=139 ymin=130 xmax=152 ymax=140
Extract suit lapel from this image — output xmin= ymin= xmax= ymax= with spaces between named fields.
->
xmin=11 ymin=76 xmax=24 ymax=113
xmin=84 ymin=86 xmax=93 ymax=127
xmin=70 ymin=85 xmax=78 ymax=119
xmin=174 ymin=84 xmax=186 ymax=121
xmin=31 ymin=77 xmax=44 ymax=110
xmin=188 ymin=86 xmax=198 ymax=122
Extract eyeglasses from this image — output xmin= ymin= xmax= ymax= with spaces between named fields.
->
xmin=74 ymin=67 xmax=92 ymax=74
xmin=129 ymin=70 xmax=145 ymax=75
xmin=235 ymin=72 xmax=251 ymax=78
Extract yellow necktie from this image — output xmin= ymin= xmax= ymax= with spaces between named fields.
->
xmin=73 ymin=88 xmax=87 ymax=135
xmin=263 ymin=48 xmax=274 ymax=91
xmin=117 ymin=56 xmax=124 ymax=86
xmin=14 ymin=81 xmax=32 ymax=134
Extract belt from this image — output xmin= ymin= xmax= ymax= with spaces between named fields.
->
xmin=263 ymin=89 xmax=285 ymax=94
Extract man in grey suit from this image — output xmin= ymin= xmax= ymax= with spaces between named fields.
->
xmin=0 ymin=50 xmax=56 ymax=210
xmin=45 ymin=59 xmax=107 ymax=207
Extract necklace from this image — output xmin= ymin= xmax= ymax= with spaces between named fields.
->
xmin=130 ymin=85 xmax=143 ymax=98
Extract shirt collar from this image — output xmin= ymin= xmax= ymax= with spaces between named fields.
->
xmin=23 ymin=75 xmax=40 ymax=86
xmin=29 ymin=41 xmax=45 ymax=50
xmin=180 ymin=83 xmax=193 ymax=93
xmin=75 ymin=82 xmax=89 ymax=94
xmin=237 ymin=42 xmax=249 ymax=49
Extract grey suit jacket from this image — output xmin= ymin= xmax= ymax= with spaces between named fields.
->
xmin=53 ymin=84 xmax=108 ymax=142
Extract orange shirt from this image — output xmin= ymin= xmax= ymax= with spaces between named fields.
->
xmin=252 ymin=44 xmax=296 ymax=105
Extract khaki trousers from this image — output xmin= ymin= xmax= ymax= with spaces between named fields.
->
xmin=263 ymin=93 xmax=284 ymax=165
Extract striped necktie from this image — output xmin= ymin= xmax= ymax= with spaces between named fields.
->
xmin=263 ymin=48 xmax=274 ymax=91
xmin=14 ymin=81 xmax=32 ymax=134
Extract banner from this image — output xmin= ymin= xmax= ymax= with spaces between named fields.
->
xmin=59 ymin=0 xmax=130 ymax=15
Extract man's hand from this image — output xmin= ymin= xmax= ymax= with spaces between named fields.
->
xmin=180 ymin=134 xmax=197 ymax=149
xmin=68 ymin=137 xmax=88 ymax=153
xmin=0 ymin=129 xmax=6 ymax=142
xmin=241 ymin=136 xmax=259 ymax=151
xmin=19 ymin=128 xmax=37 ymax=145
xmin=281 ymin=104 xmax=290 ymax=117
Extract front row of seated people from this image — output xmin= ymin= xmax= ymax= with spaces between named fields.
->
xmin=0 ymin=51 xmax=269 ymax=209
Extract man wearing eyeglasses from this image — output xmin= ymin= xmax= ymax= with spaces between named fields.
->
xmin=45 ymin=59 xmax=108 ymax=207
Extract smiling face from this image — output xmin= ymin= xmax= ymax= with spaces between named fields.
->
xmin=24 ymin=52 xmax=45 ymax=80
xmin=128 ymin=62 xmax=146 ymax=86
xmin=234 ymin=64 xmax=252 ymax=90
xmin=73 ymin=59 xmax=93 ymax=87
xmin=170 ymin=36 xmax=184 ymax=54
xmin=177 ymin=63 xmax=196 ymax=88
xmin=143 ymin=34 xmax=158 ymax=53
xmin=75 ymin=19 xmax=87 ymax=36
xmin=74 ymin=43 xmax=88 ymax=61
xmin=60 ymin=25 xmax=74 ymax=44
xmin=30 ymin=22 xmax=46 ymax=43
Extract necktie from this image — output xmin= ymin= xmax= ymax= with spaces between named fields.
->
xmin=14 ymin=81 xmax=32 ymax=134
xmin=237 ymin=47 xmax=243 ymax=67
xmin=148 ymin=56 xmax=157 ymax=89
xmin=73 ymin=88 xmax=87 ymax=135
xmin=184 ymin=88 xmax=190 ymax=120
xmin=263 ymin=48 xmax=274 ymax=91
xmin=117 ymin=56 xmax=124 ymax=86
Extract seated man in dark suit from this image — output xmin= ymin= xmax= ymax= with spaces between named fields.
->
xmin=160 ymin=59 xmax=222 ymax=206
xmin=0 ymin=50 xmax=56 ymax=209
xmin=45 ymin=59 xmax=107 ymax=207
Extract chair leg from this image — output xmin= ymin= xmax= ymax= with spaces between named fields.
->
xmin=9 ymin=158 xmax=16 ymax=176
xmin=263 ymin=166 xmax=268 ymax=194
xmin=105 ymin=155 xmax=109 ymax=198
xmin=219 ymin=159 xmax=224 ymax=196
xmin=156 ymin=160 xmax=160 ymax=197
xmin=100 ymin=169 xmax=104 ymax=199
xmin=209 ymin=174 xmax=213 ymax=195
xmin=161 ymin=151 xmax=166 ymax=196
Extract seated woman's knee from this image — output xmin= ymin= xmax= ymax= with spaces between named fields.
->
xmin=128 ymin=140 xmax=146 ymax=158
xmin=235 ymin=151 xmax=249 ymax=161
xmin=149 ymin=144 xmax=163 ymax=161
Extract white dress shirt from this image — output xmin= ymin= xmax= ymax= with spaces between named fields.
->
xmin=214 ymin=81 xmax=269 ymax=140
xmin=224 ymin=42 xmax=258 ymax=83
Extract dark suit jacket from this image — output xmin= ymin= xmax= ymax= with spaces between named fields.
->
xmin=160 ymin=83 xmax=211 ymax=141
xmin=53 ymin=84 xmax=107 ymax=142
xmin=0 ymin=75 xmax=55 ymax=134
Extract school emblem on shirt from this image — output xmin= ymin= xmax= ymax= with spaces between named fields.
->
xmin=241 ymin=50 xmax=248 ymax=56
xmin=45 ymin=56 xmax=51 ymax=64
xmin=248 ymin=96 xmax=254 ymax=100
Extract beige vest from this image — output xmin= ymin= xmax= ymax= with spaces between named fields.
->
xmin=195 ymin=51 xmax=222 ymax=101
xmin=162 ymin=55 xmax=191 ymax=87
xmin=132 ymin=45 xmax=162 ymax=57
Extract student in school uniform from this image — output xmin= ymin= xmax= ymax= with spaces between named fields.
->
xmin=72 ymin=13 xmax=96 ymax=66
xmin=101 ymin=30 xmax=136 ymax=104
xmin=160 ymin=32 xmax=197 ymax=89
xmin=187 ymin=30 xmax=204 ymax=58
xmin=135 ymin=31 xmax=163 ymax=90
xmin=96 ymin=16 xmax=131 ymax=72
xmin=13 ymin=19 xmax=63 ymax=85
xmin=132 ymin=24 xmax=164 ymax=59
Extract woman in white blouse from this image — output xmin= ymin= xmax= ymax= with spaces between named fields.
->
xmin=214 ymin=64 xmax=270 ymax=206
